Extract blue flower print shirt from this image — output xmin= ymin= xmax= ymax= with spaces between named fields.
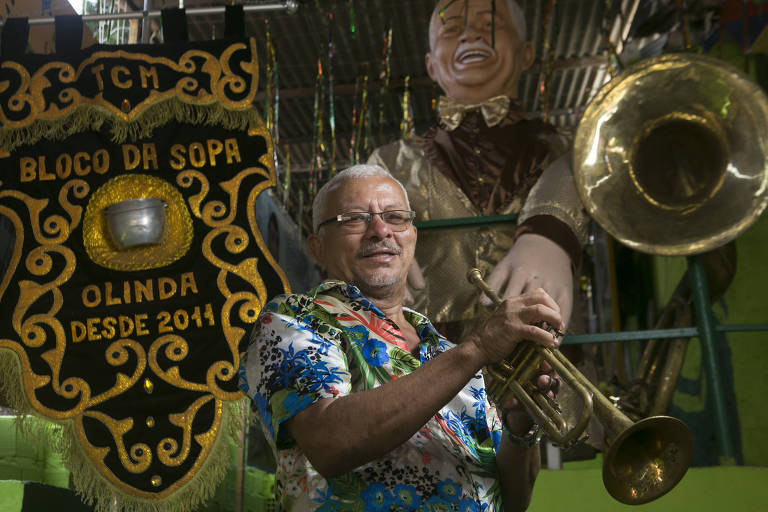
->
xmin=239 ymin=281 xmax=504 ymax=511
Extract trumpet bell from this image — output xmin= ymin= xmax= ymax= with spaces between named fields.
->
xmin=574 ymin=53 xmax=768 ymax=256
xmin=603 ymin=415 xmax=694 ymax=504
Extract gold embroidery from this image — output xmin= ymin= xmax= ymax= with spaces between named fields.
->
xmin=0 ymin=40 xmax=259 ymax=129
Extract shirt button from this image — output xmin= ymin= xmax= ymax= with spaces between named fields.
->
xmin=477 ymin=177 xmax=484 ymax=184
xmin=474 ymin=147 xmax=481 ymax=155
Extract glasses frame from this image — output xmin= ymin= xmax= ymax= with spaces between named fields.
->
xmin=316 ymin=210 xmax=416 ymax=232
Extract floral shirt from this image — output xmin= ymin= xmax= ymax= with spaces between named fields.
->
xmin=239 ymin=281 xmax=504 ymax=511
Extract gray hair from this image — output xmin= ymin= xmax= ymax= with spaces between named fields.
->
xmin=429 ymin=0 xmax=527 ymax=49
xmin=311 ymin=164 xmax=411 ymax=232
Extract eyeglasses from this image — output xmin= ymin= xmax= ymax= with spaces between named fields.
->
xmin=317 ymin=210 xmax=416 ymax=233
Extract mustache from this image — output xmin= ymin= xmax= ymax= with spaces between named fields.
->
xmin=455 ymin=40 xmax=494 ymax=57
xmin=356 ymin=240 xmax=402 ymax=258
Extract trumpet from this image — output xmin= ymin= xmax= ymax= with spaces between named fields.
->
xmin=467 ymin=268 xmax=693 ymax=505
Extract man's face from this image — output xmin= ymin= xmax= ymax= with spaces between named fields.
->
xmin=308 ymin=176 xmax=416 ymax=299
xmin=426 ymin=0 xmax=534 ymax=103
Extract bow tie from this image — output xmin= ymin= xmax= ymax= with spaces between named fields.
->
xmin=438 ymin=95 xmax=511 ymax=131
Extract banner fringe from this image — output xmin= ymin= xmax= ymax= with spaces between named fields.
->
xmin=0 ymin=99 xmax=260 ymax=152
xmin=0 ymin=348 xmax=249 ymax=512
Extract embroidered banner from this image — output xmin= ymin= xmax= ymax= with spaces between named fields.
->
xmin=0 ymin=38 xmax=288 ymax=511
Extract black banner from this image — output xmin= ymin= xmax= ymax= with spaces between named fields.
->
xmin=0 ymin=38 xmax=288 ymax=510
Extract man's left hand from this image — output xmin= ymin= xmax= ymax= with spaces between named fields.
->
xmin=501 ymin=360 xmax=560 ymax=436
xmin=483 ymin=233 xmax=573 ymax=327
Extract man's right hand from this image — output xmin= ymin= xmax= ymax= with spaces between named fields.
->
xmin=465 ymin=288 xmax=563 ymax=367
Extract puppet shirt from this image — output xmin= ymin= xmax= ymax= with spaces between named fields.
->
xmin=239 ymin=280 xmax=504 ymax=511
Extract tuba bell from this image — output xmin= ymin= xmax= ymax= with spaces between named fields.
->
xmin=573 ymin=53 xmax=768 ymax=256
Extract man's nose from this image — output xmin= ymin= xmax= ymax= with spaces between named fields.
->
xmin=364 ymin=213 xmax=393 ymax=238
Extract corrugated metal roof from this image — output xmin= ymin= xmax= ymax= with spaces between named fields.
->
xmin=179 ymin=0 xmax=643 ymax=175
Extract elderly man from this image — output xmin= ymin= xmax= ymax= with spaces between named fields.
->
xmin=240 ymin=164 xmax=563 ymax=511
xmin=368 ymin=0 xmax=588 ymax=339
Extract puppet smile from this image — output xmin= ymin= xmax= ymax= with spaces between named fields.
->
xmin=457 ymin=50 xmax=491 ymax=64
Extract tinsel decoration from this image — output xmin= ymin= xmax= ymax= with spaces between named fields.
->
xmin=327 ymin=13 xmax=338 ymax=176
xmin=600 ymin=0 xmax=624 ymax=77
xmin=263 ymin=19 xmax=281 ymax=184
xmin=538 ymin=0 xmax=557 ymax=122
xmin=675 ymin=0 xmax=693 ymax=50
xmin=349 ymin=69 xmax=370 ymax=165
xmin=349 ymin=0 xmax=356 ymax=39
xmin=400 ymin=76 xmax=415 ymax=138
xmin=364 ymin=83 xmax=372 ymax=158
xmin=297 ymin=188 xmax=304 ymax=245
xmin=378 ymin=20 xmax=393 ymax=141
xmin=310 ymin=57 xmax=326 ymax=200
xmin=283 ymin=143 xmax=291 ymax=209
xmin=349 ymin=75 xmax=360 ymax=164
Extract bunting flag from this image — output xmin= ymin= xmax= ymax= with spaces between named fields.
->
xmin=0 ymin=37 xmax=289 ymax=511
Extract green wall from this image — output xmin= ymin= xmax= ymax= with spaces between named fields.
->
xmin=653 ymin=213 xmax=768 ymax=466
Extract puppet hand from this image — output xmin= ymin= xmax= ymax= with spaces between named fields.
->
xmin=482 ymin=233 xmax=574 ymax=326
xmin=403 ymin=258 xmax=425 ymax=306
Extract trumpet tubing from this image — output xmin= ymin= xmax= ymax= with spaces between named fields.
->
xmin=467 ymin=268 xmax=693 ymax=504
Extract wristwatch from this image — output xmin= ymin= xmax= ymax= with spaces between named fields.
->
xmin=502 ymin=423 xmax=544 ymax=448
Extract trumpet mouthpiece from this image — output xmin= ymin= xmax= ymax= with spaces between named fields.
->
xmin=466 ymin=268 xmax=483 ymax=284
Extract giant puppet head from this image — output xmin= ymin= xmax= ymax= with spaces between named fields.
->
xmin=426 ymin=0 xmax=535 ymax=103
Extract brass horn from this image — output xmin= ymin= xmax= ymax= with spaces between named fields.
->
xmin=573 ymin=54 xmax=768 ymax=256
xmin=467 ymin=268 xmax=693 ymax=505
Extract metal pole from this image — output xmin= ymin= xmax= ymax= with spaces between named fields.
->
xmin=141 ymin=0 xmax=150 ymax=44
xmin=688 ymin=254 xmax=738 ymax=465
xmin=0 ymin=1 xmax=299 ymax=26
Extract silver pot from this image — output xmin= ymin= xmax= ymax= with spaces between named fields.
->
xmin=103 ymin=198 xmax=167 ymax=249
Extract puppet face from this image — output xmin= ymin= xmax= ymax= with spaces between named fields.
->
xmin=426 ymin=0 xmax=534 ymax=103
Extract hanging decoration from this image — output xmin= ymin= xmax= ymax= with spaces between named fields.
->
xmin=282 ymin=143 xmax=292 ymax=209
xmin=378 ymin=19 xmax=393 ymax=141
xmin=296 ymin=188 xmax=304 ymax=245
xmin=600 ymin=0 xmax=624 ymax=76
xmin=348 ymin=0 xmax=357 ymax=39
xmin=538 ymin=0 xmax=557 ymax=122
xmin=675 ymin=0 xmax=693 ymax=50
xmin=327 ymin=12 xmax=338 ymax=176
xmin=0 ymin=37 xmax=289 ymax=512
xmin=401 ymin=76 xmax=415 ymax=138
xmin=263 ymin=19 xmax=281 ymax=185
xmin=309 ymin=56 xmax=326 ymax=201
xmin=349 ymin=70 xmax=370 ymax=165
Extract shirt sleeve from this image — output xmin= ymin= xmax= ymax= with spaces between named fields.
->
xmin=239 ymin=303 xmax=352 ymax=448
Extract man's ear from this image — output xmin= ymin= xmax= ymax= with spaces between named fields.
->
xmin=306 ymin=233 xmax=325 ymax=269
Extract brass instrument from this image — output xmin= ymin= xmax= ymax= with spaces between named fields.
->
xmin=571 ymin=53 xmax=767 ymax=430
xmin=573 ymin=53 xmax=768 ymax=256
xmin=467 ymin=268 xmax=693 ymax=505
xmin=622 ymin=243 xmax=736 ymax=420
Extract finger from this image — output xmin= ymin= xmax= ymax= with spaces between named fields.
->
xmin=407 ymin=260 xmax=425 ymax=290
xmin=519 ymin=303 xmax=563 ymax=333
xmin=481 ymin=266 xmax=511 ymax=306
xmin=515 ymin=323 xmax=559 ymax=348
xmin=500 ymin=270 xmax=528 ymax=301
xmin=519 ymin=288 xmax=561 ymax=317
